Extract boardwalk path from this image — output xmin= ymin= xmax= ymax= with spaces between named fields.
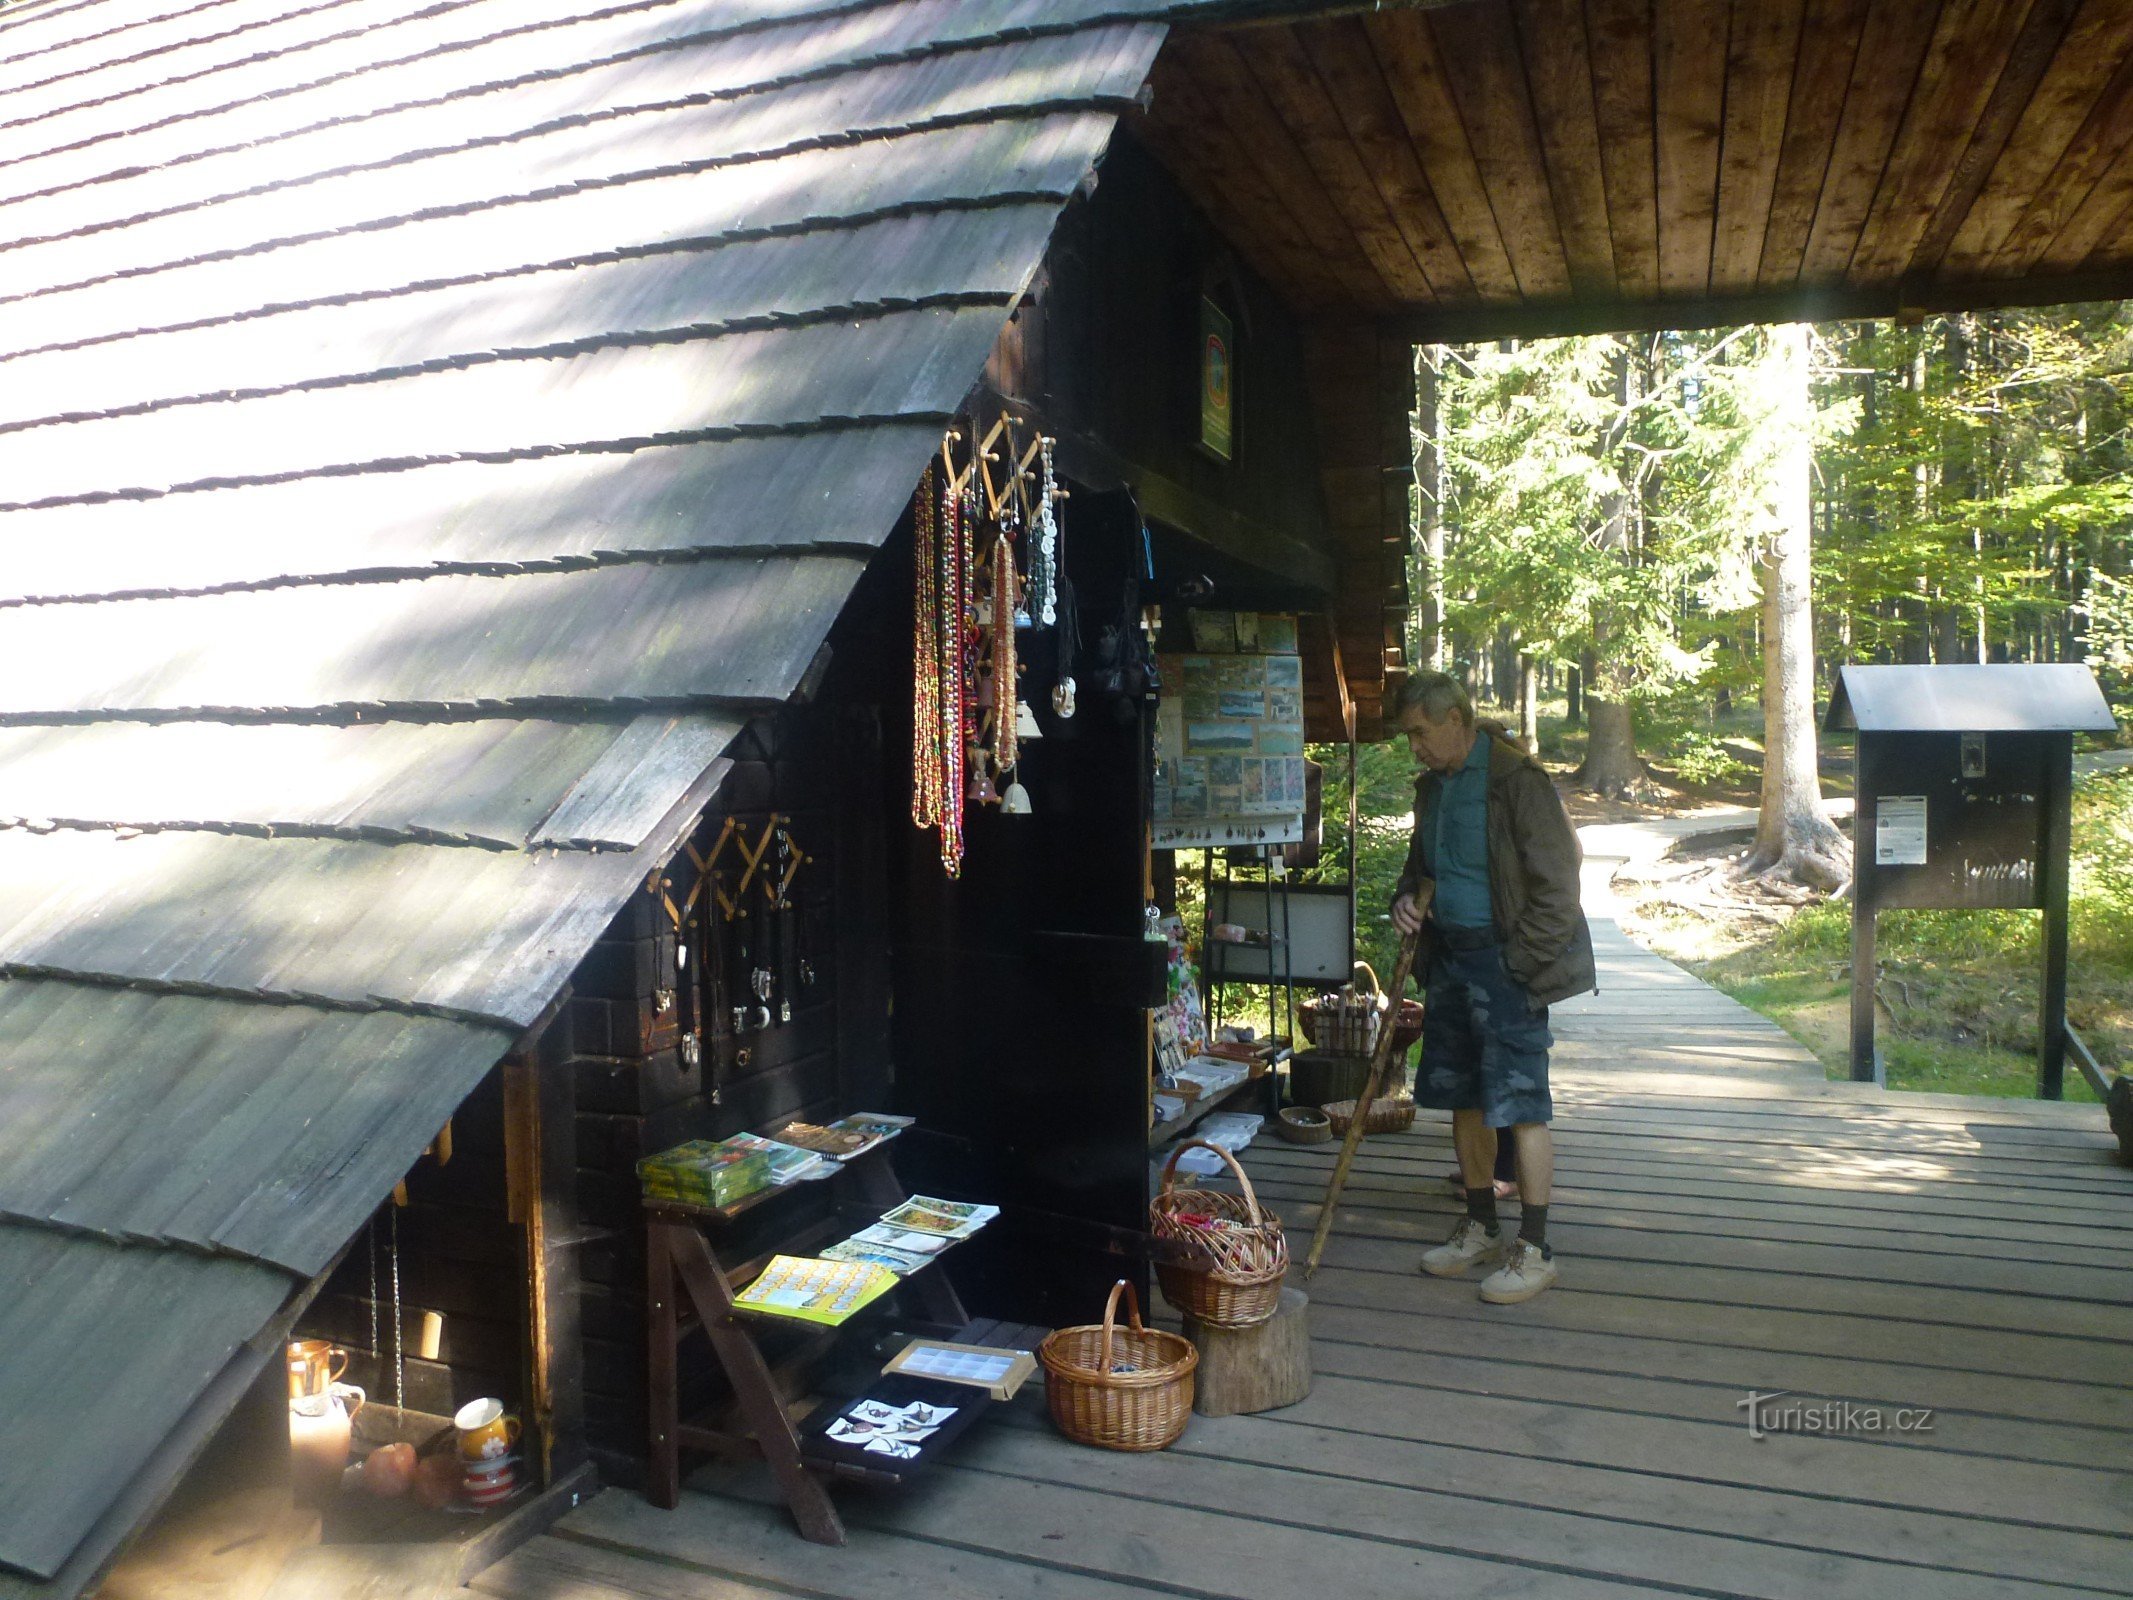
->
xmin=481 ymin=798 xmax=2133 ymax=1600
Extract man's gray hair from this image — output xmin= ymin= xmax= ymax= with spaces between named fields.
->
xmin=1392 ymin=670 xmax=1473 ymax=727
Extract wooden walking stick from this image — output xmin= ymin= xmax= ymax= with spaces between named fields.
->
xmin=1304 ymin=917 xmax=1424 ymax=1278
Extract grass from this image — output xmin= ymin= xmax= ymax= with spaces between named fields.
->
xmin=1651 ymin=767 xmax=2133 ymax=1101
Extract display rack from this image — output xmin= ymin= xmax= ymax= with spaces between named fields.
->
xmin=642 ymin=1143 xmax=969 ymax=1544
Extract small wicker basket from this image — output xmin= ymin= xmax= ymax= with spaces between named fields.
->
xmin=1150 ymin=1140 xmax=1288 ymax=1328
xmin=1038 ymin=1280 xmax=1197 ymax=1451
xmin=1324 ymin=1092 xmax=1417 ymax=1137
xmin=1274 ymin=1106 xmax=1333 ymax=1144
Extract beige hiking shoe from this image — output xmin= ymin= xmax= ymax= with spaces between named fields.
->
xmin=1479 ymin=1237 xmax=1559 ymax=1304
xmin=1420 ymin=1217 xmax=1503 ymax=1277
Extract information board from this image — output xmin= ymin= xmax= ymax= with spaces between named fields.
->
xmin=1152 ymin=613 xmax=1305 ymax=849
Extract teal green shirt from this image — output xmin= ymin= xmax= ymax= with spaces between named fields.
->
xmin=1426 ymin=732 xmax=1492 ymax=928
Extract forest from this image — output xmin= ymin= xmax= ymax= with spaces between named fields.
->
xmin=1414 ymin=307 xmax=2133 ymax=801
xmin=1373 ymin=306 xmax=2133 ymax=1097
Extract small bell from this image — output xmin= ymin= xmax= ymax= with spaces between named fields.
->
xmin=1000 ymin=780 xmax=1032 ymax=814
xmin=1014 ymin=701 xmax=1042 ymax=740
xmin=973 ymin=668 xmax=995 ymax=710
xmin=967 ymin=765 xmax=999 ymax=805
xmin=1052 ymin=676 xmax=1077 ymax=719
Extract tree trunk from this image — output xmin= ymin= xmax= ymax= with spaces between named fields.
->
xmin=1565 ymin=662 xmax=1583 ymax=728
xmin=1574 ymin=346 xmax=1647 ymax=799
xmin=1742 ymin=324 xmax=1852 ymax=893
xmin=1518 ymin=653 xmax=1540 ymax=751
xmin=1414 ymin=345 xmax=1449 ymax=672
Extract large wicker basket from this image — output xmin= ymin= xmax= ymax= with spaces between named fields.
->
xmin=1038 ymin=1280 xmax=1197 ymax=1451
xmin=1150 ymin=1140 xmax=1288 ymax=1328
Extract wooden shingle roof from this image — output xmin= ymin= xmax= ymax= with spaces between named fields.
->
xmin=0 ymin=0 xmax=1208 ymax=1588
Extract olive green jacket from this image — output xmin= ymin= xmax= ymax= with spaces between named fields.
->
xmin=1393 ymin=724 xmax=1597 ymax=1007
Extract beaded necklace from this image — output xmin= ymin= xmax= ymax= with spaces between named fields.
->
xmin=992 ymin=525 xmax=1019 ymax=773
xmin=910 ymin=464 xmax=943 ymax=833
xmin=1030 ymin=435 xmax=1060 ymax=627
xmin=938 ymin=465 xmax=970 ymax=875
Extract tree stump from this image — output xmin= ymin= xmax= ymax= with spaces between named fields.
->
xmin=1182 ymin=1286 xmax=1311 ymax=1416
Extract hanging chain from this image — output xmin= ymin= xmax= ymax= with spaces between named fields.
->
xmin=389 ymin=1201 xmax=404 ymax=1421
xmin=1031 ymin=434 xmax=1060 ymax=626
xmin=366 ymin=1215 xmax=379 ymax=1391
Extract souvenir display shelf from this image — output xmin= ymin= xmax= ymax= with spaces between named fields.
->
xmin=642 ymin=1140 xmax=971 ymax=1544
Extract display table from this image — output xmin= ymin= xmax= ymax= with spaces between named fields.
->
xmin=643 ymin=1145 xmax=969 ymax=1543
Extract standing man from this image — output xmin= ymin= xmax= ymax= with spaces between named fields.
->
xmin=1390 ymin=671 xmax=1594 ymax=1304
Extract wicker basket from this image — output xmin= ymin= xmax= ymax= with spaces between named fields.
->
xmin=1299 ymin=960 xmax=1425 ymax=1055
xmin=1038 ymin=1280 xmax=1197 ymax=1451
xmin=1274 ymin=1106 xmax=1332 ymax=1144
xmin=1324 ymin=1092 xmax=1417 ymax=1137
xmin=1150 ymin=1141 xmax=1288 ymax=1328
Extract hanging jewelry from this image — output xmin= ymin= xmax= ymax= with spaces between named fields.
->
xmin=1031 ymin=435 xmax=1060 ymax=627
xmin=911 ymin=465 xmax=943 ymax=834
xmin=937 ymin=458 xmax=970 ymax=874
xmin=992 ymin=526 xmax=1019 ymax=774
xmin=366 ymin=1215 xmax=380 ymax=1396
xmin=389 ymin=1200 xmax=404 ymax=1422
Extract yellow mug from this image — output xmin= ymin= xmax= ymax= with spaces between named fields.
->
xmin=453 ymin=1397 xmax=521 ymax=1462
xmin=286 ymin=1339 xmax=348 ymax=1401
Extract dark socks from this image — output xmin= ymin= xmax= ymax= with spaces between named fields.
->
xmin=1519 ymin=1203 xmax=1550 ymax=1257
xmin=1466 ymin=1188 xmax=1499 ymax=1234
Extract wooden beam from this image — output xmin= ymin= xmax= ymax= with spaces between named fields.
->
xmin=1907 ymin=0 xmax=2082 ymax=276
xmin=1797 ymin=0 xmax=1943 ymax=284
xmin=1509 ymin=0 xmax=1618 ymax=297
xmin=1234 ymin=24 xmax=1441 ymax=303
xmin=1367 ymin=10 xmax=1523 ymax=300
xmin=1652 ymin=0 xmax=1732 ymax=295
xmin=1988 ymin=45 xmax=2133 ymax=276
xmin=1585 ymin=0 xmax=1662 ymax=300
xmin=1757 ymin=0 xmax=1874 ymax=288
xmin=1388 ymin=261 xmax=2133 ymax=342
xmin=1135 ymin=55 xmax=1348 ymax=308
xmin=1710 ymin=0 xmax=1806 ymax=294
xmin=1423 ymin=1 xmax=1574 ymax=299
xmin=1298 ymin=16 xmax=1476 ymax=298
xmin=1168 ymin=30 xmax=1394 ymax=309
xmin=1848 ymin=0 xmax=2037 ymax=285
xmin=1936 ymin=0 xmax=2128 ymax=276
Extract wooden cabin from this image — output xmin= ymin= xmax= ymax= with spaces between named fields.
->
xmin=4 ymin=0 xmax=2133 ymax=1593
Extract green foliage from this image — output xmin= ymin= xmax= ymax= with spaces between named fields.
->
xmin=1692 ymin=768 xmax=2133 ymax=1097
xmin=1425 ymin=307 xmax=2133 ymax=736
xmin=1659 ymin=729 xmax=1754 ymax=790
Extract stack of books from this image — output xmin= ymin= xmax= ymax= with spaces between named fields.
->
xmin=635 ymin=1139 xmax=771 ymax=1208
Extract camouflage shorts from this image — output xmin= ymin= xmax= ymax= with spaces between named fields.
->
xmin=1413 ymin=942 xmax=1554 ymax=1127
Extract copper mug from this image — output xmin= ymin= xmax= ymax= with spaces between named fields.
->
xmin=287 ymin=1338 xmax=348 ymax=1401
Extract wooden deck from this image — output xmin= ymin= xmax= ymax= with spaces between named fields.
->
xmin=476 ymin=903 xmax=2133 ymax=1598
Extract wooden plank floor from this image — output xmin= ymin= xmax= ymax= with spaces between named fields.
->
xmin=475 ymin=893 xmax=2133 ymax=1599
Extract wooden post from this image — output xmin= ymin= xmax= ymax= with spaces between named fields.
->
xmin=2037 ymin=736 xmax=2073 ymax=1100
xmin=1183 ymin=1287 xmax=1310 ymax=1416
xmin=1305 ymin=923 xmax=1420 ymax=1278
xmin=1849 ymin=752 xmax=1881 ymax=1084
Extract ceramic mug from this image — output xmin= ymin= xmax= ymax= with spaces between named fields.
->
xmin=452 ymin=1397 xmax=521 ymax=1462
xmin=286 ymin=1338 xmax=348 ymax=1401
xmin=461 ymin=1457 xmax=517 ymax=1507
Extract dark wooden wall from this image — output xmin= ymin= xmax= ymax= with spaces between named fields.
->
xmin=1304 ymin=321 xmax=1416 ymax=738
xmin=299 ymin=1061 xmax=537 ymax=1423
xmin=563 ymin=639 xmax=893 ymax=1485
xmin=1013 ymin=128 xmax=1408 ymax=739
